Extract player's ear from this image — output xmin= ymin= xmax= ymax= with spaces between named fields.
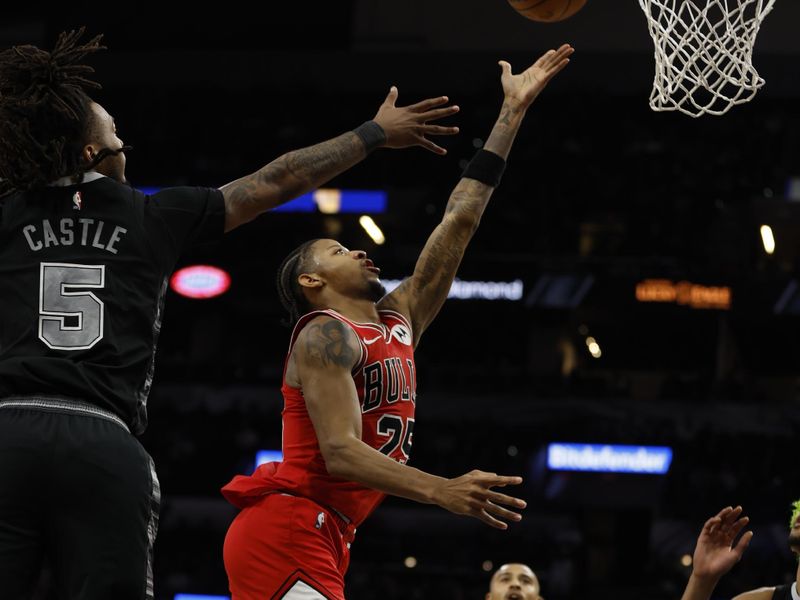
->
xmin=298 ymin=272 xmax=323 ymax=289
xmin=82 ymin=143 xmax=99 ymax=165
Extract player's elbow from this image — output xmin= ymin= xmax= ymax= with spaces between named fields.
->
xmin=222 ymin=198 xmax=254 ymax=232
xmin=447 ymin=211 xmax=481 ymax=236
xmin=319 ymin=439 xmax=354 ymax=478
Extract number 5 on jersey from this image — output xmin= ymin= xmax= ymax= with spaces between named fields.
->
xmin=39 ymin=262 xmax=106 ymax=351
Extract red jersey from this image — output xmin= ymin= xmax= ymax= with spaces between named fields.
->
xmin=222 ymin=308 xmax=417 ymax=527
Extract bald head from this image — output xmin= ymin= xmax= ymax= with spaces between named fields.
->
xmin=486 ymin=563 xmax=541 ymax=600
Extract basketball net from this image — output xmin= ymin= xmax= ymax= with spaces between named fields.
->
xmin=638 ymin=0 xmax=776 ymax=117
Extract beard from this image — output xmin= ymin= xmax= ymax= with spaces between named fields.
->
xmin=788 ymin=531 xmax=800 ymax=553
xmin=368 ymin=279 xmax=387 ymax=302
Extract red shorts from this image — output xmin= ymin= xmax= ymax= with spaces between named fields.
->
xmin=223 ymin=493 xmax=355 ymax=600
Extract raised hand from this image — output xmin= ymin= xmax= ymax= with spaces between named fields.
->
xmin=498 ymin=44 xmax=574 ymax=109
xmin=691 ymin=506 xmax=753 ymax=580
xmin=372 ymin=87 xmax=460 ymax=155
xmin=432 ymin=470 xmax=526 ymax=530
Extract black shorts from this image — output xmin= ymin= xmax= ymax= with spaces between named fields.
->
xmin=0 ymin=396 xmax=160 ymax=600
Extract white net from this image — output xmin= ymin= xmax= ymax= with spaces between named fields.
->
xmin=638 ymin=0 xmax=777 ymax=117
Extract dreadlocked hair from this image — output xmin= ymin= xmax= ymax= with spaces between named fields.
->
xmin=0 ymin=27 xmax=106 ymax=198
xmin=276 ymin=239 xmax=321 ymax=327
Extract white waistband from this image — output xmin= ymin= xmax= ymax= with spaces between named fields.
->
xmin=0 ymin=396 xmax=130 ymax=433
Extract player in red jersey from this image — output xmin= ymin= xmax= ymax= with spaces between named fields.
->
xmin=221 ymin=44 xmax=574 ymax=600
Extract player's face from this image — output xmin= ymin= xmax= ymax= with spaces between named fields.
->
xmin=308 ymin=239 xmax=385 ymax=302
xmin=85 ymin=102 xmax=127 ymax=183
xmin=486 ymin=564 xmax=541 ymax=600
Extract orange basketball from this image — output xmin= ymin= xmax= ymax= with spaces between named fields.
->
xmin=507 ymin=0 xmax=588 ymax=23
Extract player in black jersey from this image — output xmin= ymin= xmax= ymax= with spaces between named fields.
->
xmin=680 ymin=504 xmax=800 ymax=600
xmin=0 ymin=29 xmax=458 ymax=600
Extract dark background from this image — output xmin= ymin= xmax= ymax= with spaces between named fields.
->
xmin=5 ymin=1 xmax=800 ymax=598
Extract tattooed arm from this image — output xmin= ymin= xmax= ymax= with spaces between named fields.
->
xmin=221 ymin=88 xmax=459 ymax=232
xmin=288 ymin=315 xmax=526 ymax=529
xmin=379 ymin=45 xmax=573 ymax=345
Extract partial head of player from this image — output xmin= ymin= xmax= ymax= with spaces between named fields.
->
xmin=789 ymin=498 xmax=800 ymax=555
xmin=0 ymin=28 xmax=128 ymax=197
xmin=277 ymin=238 xmax=386 ymax=325
xmin=486 ymin=563 xmax=542 ymax=600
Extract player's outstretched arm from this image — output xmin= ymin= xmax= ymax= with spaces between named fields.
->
xmin=379 ymin=45 xmax=573 ymax=346
xmin=220 ymin=88 xmax=459 ymax=231
xmin=680 ymin=506 xmax=755 ymax=600
xmin=293 ymin=315 xmax=526 ymax=530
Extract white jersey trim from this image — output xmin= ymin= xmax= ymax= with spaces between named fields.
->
xmin=0 ymin=395 xmax=129 ymax=432
xmin=377 ymin=308 xmax=414 ymax=338
xmin=791 ymin=582 xmax=799 ymax=600
xmin=279 ymin=579 xmax=330 ymax=599
xmin=47 ymin=170 xmax=106 ymax=187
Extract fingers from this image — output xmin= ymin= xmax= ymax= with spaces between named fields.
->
xmin=702 ymin=516 xmax=723 ymax=536
xmin=418 ymin=104 xmax=460 ymax=122
xmin=472 ymin=474 xmax=524 ymax=487
xmin=421 ymin=124 xmax=459 ymax=136
xmin=543 ymin=57 xmax=571 ymax=82
xmin=733 ymin=530 xmax=754 ymax=557
xmin=477 ymin=508 xmax=511 ymax=530
xmin=719 ymin=506 xmax=744 ymax=533
xmin=532 ymin=44 xmax=574 ymax=81
xmin=498 ymin=60 xmax=512 ymax=77
xmin=727 ymin=515 xmax=750 ymax=541
xmin=553 ymin=43 xmax=575 ymax=61
xmin=704 ymin=506 xmax=734 ymax=534
xmin=382 ymin=85 xmax=399 ymax=108
xmin=485 ymin=490 xmax=527 ymax=509
xmin=484 ymin=500 xmax=523 ymax=523
xmin=533 ymin=48 xmax=557 ymax=70
xmin=542 ymin=44 xmax=574 ymax=67
xmin=417 ymin=137 xmax=447 ymax=155
xmin=405 ymin=95 xmax=451 ymax=112
xmin=714 ymin=506 xmax=735 ymax=520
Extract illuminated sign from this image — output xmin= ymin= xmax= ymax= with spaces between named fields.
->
xmin=382 ymin=278 xmax=523 ymax=301
xmin=170 ymin=266 xmax=231 ymax=299
xmin=635 ymin=279 xmax=731 ymax=310
xmin=255 ymin=449 xmax=283 ymax=468
xmin=547 ymin=443 xmax=673 ymax=474
xmin=137 ymin=187 xmax=387 ymax=214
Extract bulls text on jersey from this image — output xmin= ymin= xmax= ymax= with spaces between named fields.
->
xmin=361 ymin=356 xmax=416 ymax=412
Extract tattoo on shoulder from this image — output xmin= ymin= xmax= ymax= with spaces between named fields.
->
xmin=302 ymin=319 xmax=358 ymax=369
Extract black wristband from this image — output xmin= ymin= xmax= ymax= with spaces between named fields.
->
xmin=461 ymin=149 xmax=506 ymax=187
xmin=353 ymin=120 xmax=387 ymax=153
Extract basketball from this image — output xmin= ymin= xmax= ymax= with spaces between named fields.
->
xmin=507 ymin=0 xmax=588 ymax=23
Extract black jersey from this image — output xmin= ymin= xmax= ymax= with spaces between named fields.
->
xmin=0 ymin=173 xmax=225 ymax=434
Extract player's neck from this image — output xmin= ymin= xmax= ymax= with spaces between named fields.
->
xmin=795 ymin=559 xmax=800 ymax=587
xmin=323 ymin=297 xmax=380 ymax=325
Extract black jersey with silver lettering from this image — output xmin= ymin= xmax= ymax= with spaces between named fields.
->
xmin=773 ymin=583 xmax=794 ymax=600
xmin=0 ymin=174 xmax=225 ymax=433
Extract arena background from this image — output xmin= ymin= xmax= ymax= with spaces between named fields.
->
xmin=6 ymin=2 xmax=800 ymax=598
